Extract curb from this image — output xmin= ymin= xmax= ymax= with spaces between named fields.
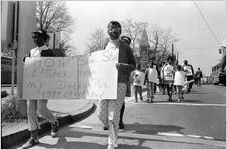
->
xmin=1 ymin=102 xmax=96 ymax=149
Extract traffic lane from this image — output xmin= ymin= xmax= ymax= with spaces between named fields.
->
xmin=124 ymin=103 xmax=226 ymax=140
xmin=188 ymin=85 xmax=226 ymax=104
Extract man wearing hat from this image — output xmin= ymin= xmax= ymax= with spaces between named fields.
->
xmin=22 ymin=29 xmax=58 ymax=149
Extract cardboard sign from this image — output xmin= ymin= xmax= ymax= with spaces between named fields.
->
xmin=23 ymin=49 xmax=119 ymax=100
xmin=133 ymin=70 xmax=145 ymax=87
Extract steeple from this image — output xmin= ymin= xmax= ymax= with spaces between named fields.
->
xmin=140 ymin=28 xmax=150 ymax=47
xmin=139 ymin=28 xmax=150 ymax=70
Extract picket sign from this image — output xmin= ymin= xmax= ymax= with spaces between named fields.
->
xmin=22 ymin=48 xmax=119 ymax=100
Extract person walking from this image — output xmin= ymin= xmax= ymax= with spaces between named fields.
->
xmin=161 ymin=56 xmax=175 ymax=102
xmin=22 ymin=29 xmax=59 ymax=149
xmin=174 ymin=65 xmax=187 ymax=102
xmin=183 ymin=60 xmax=195 ymax=93
xmin=195 ymin=68 xmax=203 ymax=87
xmin=103 ymin=36 xmax=132 ymax=130
xmin=132 ymin=64 xmax=144 ymax=103
xmin=119 ymin=35 xmax=132 ymax=129
xmin=159 ymin=62 xmax=166 ymax=94
xmin=144 ymin=59 xmax=159 ymax=103
xmin=97 ymin=21 xmax=136 ymax=149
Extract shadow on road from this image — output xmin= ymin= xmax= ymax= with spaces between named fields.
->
xmin=180 ymin=99 xmax=204 ymax=103
xmin=33 ymin=125 xmax=208 ymax=149
xmin=124 ymin=122 xmax=185 ymax=135
xmin=152 ymin=99 xmax=204 ymax=103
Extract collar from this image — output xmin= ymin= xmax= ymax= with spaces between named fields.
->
xmin=109 ymin=38 xmax=120 ymax=46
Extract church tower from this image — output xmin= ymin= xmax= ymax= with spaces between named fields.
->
xmin=139 ymin=28 xmax=150 ymax=71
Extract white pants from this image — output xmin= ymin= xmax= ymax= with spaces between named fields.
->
xmin=97 ymin=83 xmax=126 ymax=147
xmin=27 ymin=100 xmax=56 ymax=131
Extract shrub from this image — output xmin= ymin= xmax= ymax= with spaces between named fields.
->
xmin=1 ymin=91 xmax=8 ymax=98
xmin=1 ymin=95 xmax=23 ymax=122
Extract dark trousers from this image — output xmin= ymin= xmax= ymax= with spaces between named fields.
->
xmin=166 ymin=82 xmax=173 ymax=99
xmin=119 ymin=102 xmax=125 ymax=125
xmin=187 ymin=75 xmax=194 ymax=90
xmin=197 ymin=78 xmax=201 ymax=87
xmin=134 ymin=85 xmax=143 ymax=101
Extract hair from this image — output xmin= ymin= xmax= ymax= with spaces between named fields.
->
xmin=107 ymin=21 xmax=121 ymax=29
xmin=32 ymin=29 xmax=49 ymax=42
xmin=177 ymin=65 xmax=182 ymax=71
xmin=167 ymin=56 xmax=174 ymax=61
xmin=121 ymin=36 xmax=131 ymax=44
xmin=136 ymin=63 xmax=141 ymax=70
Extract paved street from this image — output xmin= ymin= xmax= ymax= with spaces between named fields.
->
xmin=14 ymin=85 xmax=226 ymax=149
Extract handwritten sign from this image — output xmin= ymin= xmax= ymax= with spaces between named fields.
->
xmin=23 ymin=49 xmax=119 ymax=100
xmin=133 ymin=70 xmax=145 ymax=87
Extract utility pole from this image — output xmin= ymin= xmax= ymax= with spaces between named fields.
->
xmin=11 ymin=1 xmax=19 ymax=95
xmin=172 ymin=43 xmax=174 ymax=57
xmin=16 ymin=1 xmax=36 ymax=117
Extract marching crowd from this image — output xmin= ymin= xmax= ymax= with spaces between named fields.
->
xmin=132 ymin=56 xmax=203 ymax=103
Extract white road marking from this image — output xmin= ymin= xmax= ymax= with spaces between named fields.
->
xmin=157 ymin=132 xmax=184 ymax=137
xmin=203 ymin=136 xmax=215 ymax=140
xmin=187 ymin=135 xmax=202 ymax=138
xmin=75 ymin=125 xmax=93 ymax=129
xmin=158 ymin=132 xmax=218 ymax=141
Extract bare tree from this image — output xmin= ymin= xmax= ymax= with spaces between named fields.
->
xmin=87 ymin=27 xmax=109 ymax=53
xmin=36 ymin=1 xmax=75 ymax=55
xmin=121 ymin=19 xmax=148 ymax=53
xmin=147 ymin=24 xmax=178 ymax=64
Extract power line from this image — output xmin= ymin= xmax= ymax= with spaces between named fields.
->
xmin=193 ymin=1 xmax=221 ymax=46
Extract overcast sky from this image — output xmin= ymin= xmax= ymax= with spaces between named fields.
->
xmin=65 ymin=1 xmax=226 ymax=76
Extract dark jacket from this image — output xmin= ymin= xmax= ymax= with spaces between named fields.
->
xmin=117 ymin=40 xmax=136 ymax=84
xmin=23 ymin=48 xmax=56 ymax=62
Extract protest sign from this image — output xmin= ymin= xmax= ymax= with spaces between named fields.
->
xmin=23 ymin=49 xmax=119 ymax=100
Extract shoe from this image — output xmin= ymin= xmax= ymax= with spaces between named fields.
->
xmin=168 ymin=98 xmax=173 ymax=102
xmin=103 ymin=126 xmax=109 ymax=130
xmin=51 ymin=120 xmax=59 ymax=138
xmin=108 ymin=144 xmax=115 ymax=149
xmin=176 ymin=99 xmax=181 ymax=103
xmin=22 ymin=138 xmax=39 ymax=149
xmin=119 ymin=122 xmax=125 ymax=129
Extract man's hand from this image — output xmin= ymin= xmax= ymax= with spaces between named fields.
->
xmin=116 ymin=63 xmax=127 ymax=71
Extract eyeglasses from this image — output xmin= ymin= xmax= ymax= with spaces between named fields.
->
xmin=108 ymin=28 xmax=121 ymax=32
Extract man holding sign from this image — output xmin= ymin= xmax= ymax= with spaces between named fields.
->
xmin=161 ymin=56 xmax=175 ymax=102
xmin=97 ymin=21 xmax=136 ymax=149
xmin=22 ymin=29 xmax=59 ymax=149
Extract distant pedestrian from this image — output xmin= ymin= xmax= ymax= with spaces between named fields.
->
xmin=173 ymin=60 xmax=179 ymax=94
xmin=97 ymin=21 xmax=136 ymax=149
xmin=183 ymin=60 xmax=195 ymax=93
xmin=159 ymin=62 xmax=166 ymax=94
xmin=22 ymin=29 xmax=59 ymax=149
xmin=144 ymin=59 xmax=159 ymax=103
xmin=132 ymin=64 xmax=144 ymax=103
xmin=174 ymin=65 xmax=187 ymax=102
xmin=161 ymin=56 xmax=175 ymax=102
xmin=195 ymin=68 xmax=203 ymax=87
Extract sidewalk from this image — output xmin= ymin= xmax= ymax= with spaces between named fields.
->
xmin=1 ymin=99 xmax=96 ymax=149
